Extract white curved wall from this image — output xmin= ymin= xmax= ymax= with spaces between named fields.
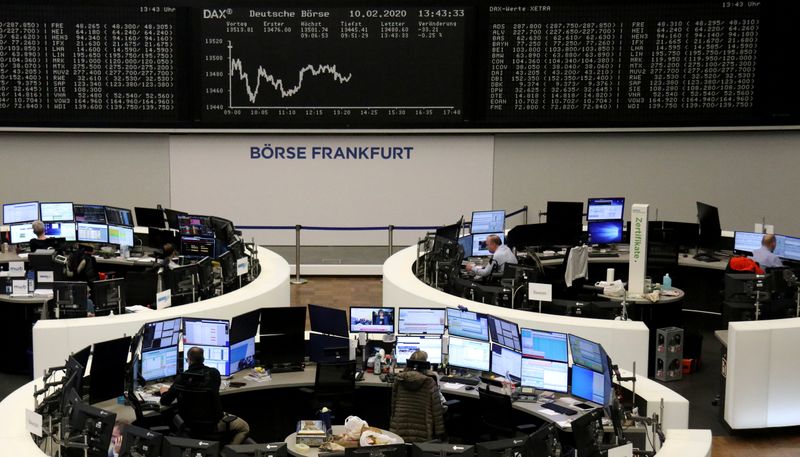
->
xmin=383 ymin=245 xmax=650 ymax=376
xmin=31 ymin=247 xmax=290 ymax=375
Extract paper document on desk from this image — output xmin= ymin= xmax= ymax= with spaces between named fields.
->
xmin=125 ymin=305 xmax=153 ymax=313
xmin=137 ymin=392 xmax=160 ymax=404
xmin=538 ymin=408 xmax=559 ymax=416
xmin=33 ymin=289 xmax=54 ymax=297
xmin=441 ymin=383 xmax=465 ymax=390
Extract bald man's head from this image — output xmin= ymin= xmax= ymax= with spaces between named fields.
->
xmin=762 ymin=234 xmax=777 ymax=252
xmin=486 ymin=234 xmax=502 ymax=253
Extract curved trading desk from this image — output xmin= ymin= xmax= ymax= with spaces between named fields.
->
xmin=0 ymin=364 xmax=708 ymax=457
xmin=31 ymin=246 xmax=290 ymax=375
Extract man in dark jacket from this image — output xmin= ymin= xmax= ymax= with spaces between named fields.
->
xmin=159 ymin=347 xmax=250 ymax=444
xmin=389 ymin=351 xmax=445 ymax=443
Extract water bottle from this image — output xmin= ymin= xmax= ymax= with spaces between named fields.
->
xmin=27 ymin=270 xmax=35 ymax=293
xmin=373 ymin=354 xmax=382 ymax=374
xmin=662 ymin=273 xmax=672 ymax=291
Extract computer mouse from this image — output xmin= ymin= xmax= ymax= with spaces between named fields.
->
xmin=465 ymin=386 xmax=475 ymax=391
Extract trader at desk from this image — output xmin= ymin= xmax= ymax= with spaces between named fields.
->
xmin=159 ymin=347 xmax=251 ymax=444
xmin=466 ymin=234 xmax=517 ymax=279
xmin=751 ymin=234 xmax=783 ymax=269
xmin=28 ymin=220 xmax=50 ymax=253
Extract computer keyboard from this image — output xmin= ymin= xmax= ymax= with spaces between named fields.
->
xmin=589 ymin=252 xmax=620 ymax=258
xmin=541 ymin=402 xmax=578 ymax=416
xmin=440 ymin=376 xmax=480 ymax=386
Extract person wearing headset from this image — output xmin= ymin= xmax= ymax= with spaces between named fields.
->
xmin=160 ymin=347 xmax=251 ymax=444
xmin=466 ymin=234 xmax=517 ymax=278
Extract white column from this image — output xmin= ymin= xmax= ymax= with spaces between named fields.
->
xmin=628 ymin=204 xmax=650 ymax=295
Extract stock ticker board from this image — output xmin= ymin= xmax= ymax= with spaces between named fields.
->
xmin=0 ymin=1 xmax=797 ymax=129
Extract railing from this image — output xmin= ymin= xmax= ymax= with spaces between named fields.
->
xmin=238 ymin=205 xmax=528 ymax=284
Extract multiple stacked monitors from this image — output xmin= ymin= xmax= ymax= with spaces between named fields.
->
xmin=3 ymin=201 xmax=39 ymax=224
xmin=490 ymin=344 xmax=522 ymax=380
xmin=396 ymin=336 xmax=443 ymax=366
xmin=74 ymin=204 xmax=107 ymax=224
xmin=471 ymin=210 xmax=505 ymax=235
xmin=487 ymin=315 xmax=521 ymax=352
xmin=568 ymin=334 xmax=605 ymax=373
xmin=398 ymin=308 xmax=446 ymax=335
xmin=40 ymin=202 xmax=74 ymax=222
xmin=349 ymin=307 xmax=395 ymax=334
xmin=446 ymin=308 xmax=489 ymax=341
xmin=570 ymin=364 xmax=607 ymax=404
xmin=587 ymin=198 xmax=625 ymax=221
xmin=447 ymin=336 xmax=490 ymax=372
xmin=472 ymin=232 xmax=506 ymax=257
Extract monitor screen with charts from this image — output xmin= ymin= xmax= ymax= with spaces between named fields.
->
xmin=521 ymin=329 xmax=568 ymax=363
xmin=734 ymin=231 xmax=763 ymax=254
xmin=398 ymin=308 xmax=446 ymax=335
xmin=40 ymin=202 xmax=74 ymax=222
xmin=488 ymin=316 xmax=521 ymax=351
xmin=229 ymin=337 xmax=256 ymax=374
xmin=9 ymin=224 xmax=35 ymax=244
xmin=472 ymin=232 xmax=505 ymax=257
xmin=349 ymin=307 xmax=395 ymax=333
xmin=587 ymin=198 xmax=625 ymax=221
xmin=775 ymin=235 xmax=800 ymax=262
xmin=77 ymin=223 xmax=109 ymax=243
xmin=181 ymin=236 xmax=216 ymax=258
xmin=570 ymin=364 xmax=607 ymax=405
xmin=395 ymin=336 xmax=442 ymax=365
xmin=471 ymin=210 xmax=505 ymax=235
xmin=105 ymin=207 xmax=134 ymax=227
xmin=490 ymin=344 xmax=522 ymax=380
xmin=521 ymin=358 xmax=568 ymax=393
xmin=142 ymin=318 xmax=182 ymax=352
xmin=141 ymin=346 xmax=178 ymax=382
xmin=183 ymin=345 xmax=229 ymax=376
xmin=177 ymin=215 xmax=215 ymax=238
xmin=45 ymin=222 xmax=76 ymax=241
xmin=183 ymin=318 xmax=229 ymax=347
xmin=3 ymin=202 xmax=38 ymax=224
xmin=448 ymin=336 xmax=490 ymax=372
xmin=108 ymin=225 xmax=134 ymax=246
xmin=74 ymin=204 xmax=107 ymax=224
xmin=568 ymin=334 xmax=604 ymax=373
xmin=446 ymin=308 xmax=489 ymax=341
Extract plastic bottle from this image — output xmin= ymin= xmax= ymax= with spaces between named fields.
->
xmin=27 ymin=270 xmax=35 ymax=293
xmin=662 ymin=273 xmax=672 ymax=291
xmin=373 ymin=354 xmax=381 ymax=374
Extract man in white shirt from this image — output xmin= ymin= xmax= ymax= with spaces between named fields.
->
xmin=751 ymin=234 xmax=783 ymax=269
xmin=466 ymin=234 xmax=517 ymax=278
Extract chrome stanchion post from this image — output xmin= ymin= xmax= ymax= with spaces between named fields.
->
xmin=388 ymin=225 xmax=394 ymax=259
xmin=523 ymin=205 xmax=528 ymax=225
xmin=290 ymin=224 xmax=307 ymax=285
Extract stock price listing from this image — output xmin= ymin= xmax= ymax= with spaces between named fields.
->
xmin=200 ymin=7 xmax=469 ymax=125
xmin=0 ymin=6 xmax=180 ymax=125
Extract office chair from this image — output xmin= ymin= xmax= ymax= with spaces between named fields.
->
xmin=647 ymin=241 xmax=679 ymax=279
xmin=171 ymin=376 xmax=241 ymax=444
xmin=300 ymin=360 xmax=357 ymax=419
xmin=477 ymin=386 xmax=536 ymax=440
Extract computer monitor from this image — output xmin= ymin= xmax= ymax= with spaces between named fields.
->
xmin=475 ymin=438 xmax=526 ymax=457
xmin=568 ymin=334 xmax=604 ymax=373
xmin=120 ymin=424 xmax=163 ymax=457
xmin=697 ymin=202 xmax=722 ymax=251
xmin=218 ymin=250 xmax=238 ymax=285
xmin=164 ymin=208 xmax=188 ymax=231
xmin=74 ymin=204 xmax=107 ymax=224
xmin=89 ymin=336 xmax=131 ymax=404
xmin=446 ymin=308 xmax=489 ymax=341
xmin=125 ymin=270 xmax=159 ymax=308
xmin=546 ymin=201 xmax=584 ymax=245
xmin=3 ymin=201 xmax=38 ymax=224
xmin=587 ymin=198 xmax=625 ymax=221
xmin=45 ymin=222 xmax=77 ymax=241
xmin=77 ymin=222 xmax=109 ymax=243
xmin=775 ymin=234 xmax=800 ymax=262
xmin=571 ymin=364 xmax=607 ymax=405
xmin=230 ymin=309 xmax=260 ymax=344
xmin=183 ymin=318 xmax=230 ymax=347
xmin=398 ymin=308 xmax=446 ymax=335
xmin=308 ymin=304 xmax=349 ymax=337
xmin=521 ymin=358 xmax=568 ymax=393
xmin=346 ymin=444 xmax=406 ymax=457
xmin=141 ymin=345 xmax=179 ymax=382
xmin=458 ymin=235 xmax=473 ymax=259
xmin=93 ymin=278 xmax=125 ymax=316
xmin=184 ymin=344 xmax=230 ymax=375
xmin=105 ymin=206 xmax=134 ymax=227
xmin=471 ymin=210 xmax=505 ymax=235
xmin=9 ymin=223 xmax=35 ymax=244
xmin=39 ymin=202 xmax=74 ymax=222
xmin=223 ymin=443 xmax=288 ymax=457
xmin=487 ymin=315 xmax=521 ymax=352
xmin=308 ymin=333 xmax=351 ymax=362
xmin=447 ymin=336 xmax=490 ymax=372
xmin=166 ymin=263 xmax=198 ymax=306
xmin=141 ymin=317 xmax=182 ymax=352
xmin=229 ymin=337 xmax=256 ymax=375
xmin=587 ymin=220 xmax=623 ymax=245
xmin=472 ymin=232 xmax=505 ymax=257
xmin=521 ymin=328 xmax=568 ymax=363
xmin=147 ymin=227 xmax=177 ymax=250
xmin=162 ymin=436 xmax=220 ymax=457
xmin=258 ymin=333 xmax=305 ymax=366
xmin=197 ymin=256 xmax=215 ymax=298
xmin=734 ymin=231 xmax=763 ymax=254
xmin=413 ymin=442 xmax=474 ymax=457
xmin=435 ymin=219 xmax=462 ymax=242
xmin=349 ymin=307 xmax=395 ymax=333
xmin=68 ymin=402 xmax=117 ymax=456
xmin=182 ymin=236 xmax=216 ymax=258
xmin=259 ymin=307 xmax=306 ymax=336
xmin=396 ymin=335 xmax=442 ymax=365
xmin=178 ymin=215 xmax=215 ymax=238
xmin=210 ymin=216 xmax=238 ymax=247
xmin=134 ymin=207 xmax=165 ymax=229
xmin=108 ymin=225 xmax=135 ymax=246
xmin=53 ymin=281 xmax=89 ymax=316
xmin=490 ymin=344 xmax=522 ymax=380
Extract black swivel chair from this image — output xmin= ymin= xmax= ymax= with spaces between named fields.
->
xmin=301 ymin=360 xmax=357 ymax=420
xmin=477 ymin=386 xmax=536 ymax=440
xmin=171 ymin=375 xmax=241 ymax=444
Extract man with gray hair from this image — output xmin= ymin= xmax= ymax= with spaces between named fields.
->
xmin=466 ymin=234 xmax=517 ymax=278
xmin=29 ymin=220 xmax=51 ymax=252
xmin=751 ymin=234 xmax=783 ymax=269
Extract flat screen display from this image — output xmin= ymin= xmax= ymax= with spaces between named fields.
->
xmin=521 ymin=329 xmax=568 ymax=363
xmin=349 ymin=307 xmax=395 ymax=333
xmin=141 ymin=346 xmax=178 ymax=382
xmin=472 ymin=232 xmax=505 ymax=257
xmin=446 ymin=308 xmax=489 ymax=341
xmin=521 ymin=358 xmax=568 ymax=393
xmin=587 ymin=198 xmax=625 ymax=221
xmin=588 ymin=220 xmax=623 ymax=244
xmin=568 ymin=334 xmax=605 ymax=373
xmin=488 ymin=315 xmax=521 ymax=351
xmin=734 ymin=231 xmax=763 ymax=253
xmin=447 ymin=336 xmax=490 ymax=372
xmin=40 ymin=202 xmax=74 ymax=222
xmin=490 ymin=344 xmax=522 ymax=380
xmin=398 ymin=308 xmax=446 ymax=335
xmin=471 ymin=210 xmax=505 ymax=234
xmin=229 ymin=337 xmax=256 ymax=374
xmin=3 ymin=202 xmax=39 ymax=224
xmin=77 ymin=223 xmax=109 ymax=243
xmin=395 ymin=336 xmax=442 ymax=365
xmin=571 ymin=364 xmax=607 ymax=405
